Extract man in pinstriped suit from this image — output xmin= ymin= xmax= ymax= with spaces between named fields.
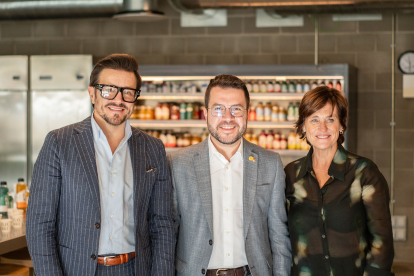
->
xmin=26 ymin=54 xmax=175 ymax=276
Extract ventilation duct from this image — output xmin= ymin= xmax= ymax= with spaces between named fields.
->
xmin=113 ymin=0 xmax=166 ymax=21
xmin=0 ymin=0 xmax=165 ymax=21
xmin=174 ymin=0 xmax=414 ymax=14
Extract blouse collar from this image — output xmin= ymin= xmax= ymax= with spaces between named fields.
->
xmin=295 ymin=143 xmax=348 ymax=182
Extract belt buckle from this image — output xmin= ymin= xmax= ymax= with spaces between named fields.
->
xmin=216 ymin=268 xmax=227 ymax=276
xmin=103 ymin=256 xmax=115 ymax=266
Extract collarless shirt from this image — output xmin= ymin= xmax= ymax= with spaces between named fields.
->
xmin=284 ymin=144 xmax=394 ymax=276
xmin=207 ymin=136 xmax=248 ymax=269
xmin=91 ymin=115 xmax=135 ymax=255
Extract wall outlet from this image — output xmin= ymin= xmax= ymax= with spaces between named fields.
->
xmin=392 ymin=215 xmax=407 ymax=241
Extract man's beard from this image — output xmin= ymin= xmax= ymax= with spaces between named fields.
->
xmin=207 ymin=118 xmax=247 ymax=145
xmin=98 ymin=102 xmax=131 ymax=126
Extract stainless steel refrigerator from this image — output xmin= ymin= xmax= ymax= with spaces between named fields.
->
xmin=30 ymin=55 xmax=93 ymax=183
xmin=0 ymin=56 xmax=28 ymax=192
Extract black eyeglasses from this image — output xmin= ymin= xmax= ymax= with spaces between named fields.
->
xmin=95 ymin=84 xmax=140 ymax=103
xmin=207 ymin=104 xmax=246 ymax=117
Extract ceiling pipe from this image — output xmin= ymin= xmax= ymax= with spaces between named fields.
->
xmin=113 ymin=0 xmax=166 ymax=21
xmin=0 ymin=0 xmax=123 ymax=20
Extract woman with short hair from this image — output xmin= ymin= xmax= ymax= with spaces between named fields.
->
xmin=285 ymin=86 xmax=394 ymax=276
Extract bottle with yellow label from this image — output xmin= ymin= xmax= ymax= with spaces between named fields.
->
xmin=16 ymin=178 xmax=27 ymax=213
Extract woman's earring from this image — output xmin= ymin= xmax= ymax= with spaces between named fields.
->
xmin=339 ymin=130 xmax=343 ymax=135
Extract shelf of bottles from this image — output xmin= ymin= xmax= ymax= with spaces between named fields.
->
xmin=131 ymin=75 xmax=344 ymax=157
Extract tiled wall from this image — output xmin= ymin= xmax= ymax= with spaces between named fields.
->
xmin=1 ymin=0 xmax=414 ymax=262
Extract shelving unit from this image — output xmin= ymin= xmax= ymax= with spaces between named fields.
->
xmin=136 ymin=64 xmax=356 ymax=164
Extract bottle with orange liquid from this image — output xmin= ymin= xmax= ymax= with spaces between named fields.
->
xmin=16 ymin=178 xmax=27 ymax=214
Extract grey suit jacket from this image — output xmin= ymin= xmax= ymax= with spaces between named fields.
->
xmin=167 ymin=138 xmax=291 ymax=276
xmin=26 ymin=116 xmax=175 ymax=276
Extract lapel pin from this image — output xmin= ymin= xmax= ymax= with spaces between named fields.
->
xmin=249 ymin=156 xmax=256 ymax=162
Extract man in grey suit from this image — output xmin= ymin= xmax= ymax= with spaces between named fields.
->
xmin=26 ymin=54 xmax=175 ymax=276
xmin=168 ymin=74 xmax=291 ymax=276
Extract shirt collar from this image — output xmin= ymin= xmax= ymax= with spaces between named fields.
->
xmin=91 ymin=114 xmax=132 ymax=144
xmin=295 ymin=143 xmax=347 ymax=182
xmin=208 ymin=135 xmax=243 ymax=161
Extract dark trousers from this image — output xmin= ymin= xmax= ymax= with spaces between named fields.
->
xmin=95 ymin=257 xmax=135 ymax=276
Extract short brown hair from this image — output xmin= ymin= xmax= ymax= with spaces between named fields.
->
xmin=295 ymin=86 xmax=348 ymax=144
xmin=89 ymin=53 xmax=142 ymax=90
xmin=205 ymin=74 xmax=250 ymax=110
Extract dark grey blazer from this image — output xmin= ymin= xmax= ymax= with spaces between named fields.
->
xmin=168 ymin=138 xmax=292 ymax=276
xmin=26 ymin=116 xmax=175 ymax=276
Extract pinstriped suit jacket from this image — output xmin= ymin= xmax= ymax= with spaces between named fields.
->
xmin=26 ymin=116 xmax=175 ymax=276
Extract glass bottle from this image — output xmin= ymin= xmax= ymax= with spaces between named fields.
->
xmin=179 ymin=103 xmax=187 ymax=120
xmin=273 ymin=134 xmax=281 ymax=149
xmin=248 ymin=108 xmax=256 ymax=121
xmin=16 ymin=178 xmax=27 ymax=213
xmin=0 ymin=181 xmax=9 ymax=218
xmin=186 ymin=103 xmax=193 ymax=120
xmin=256 ymin=102 xmax=264 ymax=121
xmin=266 ymin=130 xmax=274 ymax=149
xmin=258 ymin=130 xmax=267 ymax=148
xmin=271 ymin=106 xmax=279 ymax=122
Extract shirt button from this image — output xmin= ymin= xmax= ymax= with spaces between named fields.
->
xmin=110 ymin=236 xmax=113 ymax=240
xmin=322 ymin=234 xmax=326 ymax=238
xmin=225 ymin=187 xmax=229 ymax=191
xmin=226 ymin=166 xmax=229 ymax=170
xmin=226 ymin=253 xmax=230 ymax=257
xmin=209 ymin=240 xmax=213 ymax=245
xmin=225 ymin=208 xmax=229 ymax=213
xmin=91 ymin=254 xmax=96 ymax=260
xmin=110 ymin=214 xmax=114 ymax=218
xmin=111 ymin=170 xmax=115 ymax=174
xmin=201 ymin=269 xmax=206 ymax=274
xmin=226 ymin=231 xmax=230 ymax=235
xmin=111 ymin=192 xmax=115 ymax=196
xmin=325 ymin=255 xmax=329 ymax=259
xmin=95 ymin=223 xmax=100 ymax=229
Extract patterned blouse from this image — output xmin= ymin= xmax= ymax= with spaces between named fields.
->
xmin=284 ymin=144 xmax=394 ymax=276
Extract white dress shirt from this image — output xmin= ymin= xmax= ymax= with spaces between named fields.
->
xmin=91 ymin=115 xmax=135 ymax=255
xmin=207 ymin=136 xmax=248 ymax=269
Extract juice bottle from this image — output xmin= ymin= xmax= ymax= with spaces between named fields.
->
xmin=264 ymin=102 xmax=272 ymax=121
xmin=288 ymin=81 xmax=296 ymax=93
xmin=266 ymin=131 xmax=274 ymax=149
xmin=274 ymin=81 xmax=281 ymax=93
xmin=252 ymin=81 xmax=259 ymax=93
xmin=193 ymin=104 xmax=200 ymax=120
xmin=335 ymin=81 xmax=342 ymax=91
xmin=259 ymin=81 xmax=267 ymax=93
xmin=246 ymin=82 xmax=252 ymax=92
xmin=199 ymin=106 xmax=206 ymax=120
xmin=251 ymin=134 xmax=258 ymax=145
xmin=186 ymin=103 xmax=193 ymax=120
xmin=161 ymin=103 xmax=170 ymax=120
xmin=303 ymin=81 xmax=310 ymax=92
xmin=145 ymin=106 xmax=154 ymax=120
xmin=278 ymin=107 xmax=287 ymax=122
xmin=248 ymin=108 xmax=256 ymax=121
xmin=296 ymin=133 xmax=302 ymax=149
xmin=273 ymin=134 xmax=281 ymax=149
xmin=328 ymin=80 xmax=334 ymax=88
xmin=294 ymin=102 xmax=300 ymax=121
xmin=311 ymin=81 xmax=318 ymax=89
xmin=176 ymin=135 xmax=183 ymax=148
xmin=271 ymin=106 xmax=279 ymax=122
xmin=138 ymin=106 xmax=146 ymax=120
xmin=16 ymin=178 xmax=27 ymax=213
xmin=258 ymin=130 xmax=267 ymax=148
xmin=160 ymin=131 xmax=167 ymax=146
xmin=244 ymin=133 xmax=252 ymax=143
xmin=0 ymin=181 xmax=9 ymax=218
xmin=155 ymin=103 xmax=163 ymax=120
xmin=296 ymin=81 xmax=303 ymax=93
xmin=131 ymin=105 xmax=139 ymax=119
xmin=281 ymin=81 xmax=288 ymax=93
xmin=267 ymin=81 xmax=274 ymax=92
xmin=183 ymin=134 xmax=191 ymax=147
xmin=171 ymin=105 xmax=180 ymax=120
xmin=288 ymin=132 xmax=296 ymax=150
xmin=287 ymin=102 xmax=295 ymax=122
xmin=179 ymin=103 xmax=187 ymax=120
xmin=280 ymin=134 xmax=288 ymax=149
xmin=256 ymin=102 xmax=264 ymax=121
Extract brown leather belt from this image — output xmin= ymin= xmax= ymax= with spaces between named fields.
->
xmin=207 ymin=265 xmax=250 ymax=276
xmin=97 ymin=252 xmax=135 ymax=266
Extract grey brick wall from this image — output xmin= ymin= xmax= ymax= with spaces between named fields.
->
xmin=0 ymin=0 xmax=413 ymax=262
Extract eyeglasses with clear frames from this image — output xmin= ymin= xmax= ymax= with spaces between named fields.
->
xmin=95 ymin=84 xmax=140 ymax=103
xmin=207 ymin=104 xmax=246 ymax=117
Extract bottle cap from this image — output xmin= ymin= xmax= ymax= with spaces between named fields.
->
xmin=18 ymin=178 xmax=24 ymax=182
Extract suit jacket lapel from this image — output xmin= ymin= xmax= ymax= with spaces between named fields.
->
xmin=243 ymin=139 xmax=258 ymax=238
xmin=128 ymin=128 xmax=145 ymax=231
xmin=193 ymin=139 xmax=214 ymax=236
xmin=73 ymin=117 xmax=101 ymax=214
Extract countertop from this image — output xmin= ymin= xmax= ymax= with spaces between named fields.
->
xmin=0 ymin=219 xmax=27 ymax=255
